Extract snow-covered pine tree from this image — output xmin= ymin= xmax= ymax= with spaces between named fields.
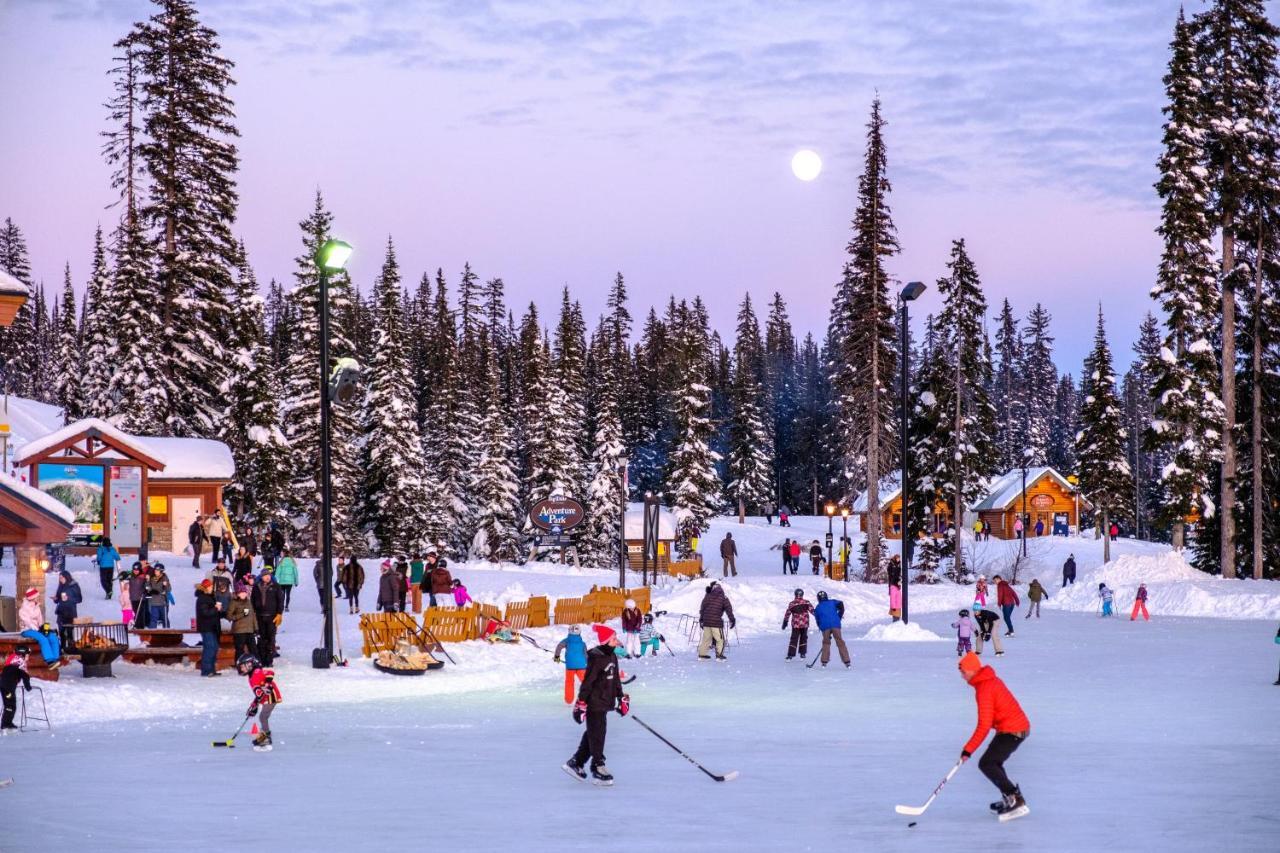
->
xmin=626 ymin=308 xmax=670 ymax=494
xmin=553 ymin=289 xmax=591 ymax=500
xmin=1075 ymin=308 xmax=1132 ymax=563
xmin=665 ymin=300 xmax=722 ymax=557
xmin=359 ymin=237 xmax=428 ymax=554
xmin=0 ymin=218 xmax=37 ymax=398
xmin=134 ymin=0 xmax=240 ymax=437
xmin=1048 ymin=374 xmax=1079 ymax=474
xmin=53 ymin=265 xmax=82 ymax=422
xmin=764 ymin=293 xmax=797 ymax=506
xmin=80 ymin=227 xmax=116 ymax=419
xmin=1123 ymin=314 xmax=1165 ymax=540
xmin=280 ymin=192 xmax=363 ymax=555
xmin=1020 ymin=304 xmax=1056 ymax=464
xmin=105 ymin=200 xmax=165 ymax=433
xmin=583 ymin=357 xmax=626 ymax=569
xmin=469 ymin=336 xmax=521 ymax=562
xmin=830 ymin=99 xmax=900 ymax=574
xmin=421 ymin=270 xmax=464 ymax=551
xmin=992 ymin=299 xmax=1025 ymax=472
xmin=727 ymin=294 xmax=774 ymax=520
xmin=906 ymin=314 xmax=948 ymax=547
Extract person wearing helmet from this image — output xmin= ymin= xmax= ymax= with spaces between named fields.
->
xmin=554 ymin=625 xmax=588 ymax=704
xmin=814 ymin=590 xmax=851 ymax=668
xmin=238 ymin=653 xmax=282 ymax=750
xmin=782 ymin=589 xmax=814 ymax=660
xmin=1 ymin=645 xmax=32 ymax=730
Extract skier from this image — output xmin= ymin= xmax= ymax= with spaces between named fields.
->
xmin=1097 ymin=583 xmax=1115 ymax=617
xmin=95 ymin=537 xmax=120 ymax=599
xmin=620 ymin=598 xmax=643 ymax=658
xmin=788 ymin=539 xmax=801 ymax=574
xmin=888 ymin=581 xmax=902 ymax=622
xmin=1062 ymin=554 xmax=1077 ymax=586
xmin=638 ymin=614 xmax=662 ymax=657
xmin=814 ymin=590 xmax=851 ymax=668
xmin=974 ymin=575 xmax=989 ymax=608
xmin=554 ymin=625 xmax=588 ymax=703
xmin=973 ymin=608 xmax=1004 ymax=656
xmin=1130 ymin=583 xmax=1150 ymax=622
xmin=697 ymin=581 xmax=735 ymax=660
xmin=994 ymin=575 xmax=1019 ymax=636
xmin=237 ymin=652 xmax=282 ymax=751
xmin=957 ymin=652 xmax=1031 ymax=821
xmin=1 ymin=645 xmax=32 ymax=731
xmin=952 ymin=609 xmax=974 ymax=656
xmin=781 ymin=539 xmax=792 ymax=574
xmin=782 ymin=588 xmax=813 ymax=660
xmin=719 ymin=533 xmax=737 ymax=577
xmin=808 ymin=540 xmax=823 ymax=575
xmin=274 ymin=548 xmax=299 ymax=612
xmin=225 ymin=584 xmax=258 ymax=660
xmin=252 ymin=569 xmax=284 ymax=666
xmin=563 ymin=625 xmax=629 ymax=786
xmin=1025 ymin=579 xmax=1048 ymax=619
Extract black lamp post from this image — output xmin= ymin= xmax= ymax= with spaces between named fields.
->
xmin=312 ymin=238 xmax=352 ymax=670
xmin=898 ymin=280 xmax=926 ymax=625
xmin=824 ymin=502 xmax=836 ymax=577
xmin=840 ymin=506 xmax=850 ymax=580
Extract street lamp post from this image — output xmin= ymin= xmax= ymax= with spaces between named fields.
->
xmin=824 ymin=502 xmax=836 ymax=578
xmin=312 ymin=238 xmax=352 ymax=670
xmin=840 ymin=506 xmax=850 ymax=580
xmin=898 ymin=281 xmax=926 ymax=625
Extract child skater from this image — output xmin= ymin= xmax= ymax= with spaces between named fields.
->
xmin=638 ymin=613 xmax=663 ymax=657
xmin=1098 ymin=582 xmax=1115 ymax=617
xmin=237 ymin=652 xmax=282 ymax=751
xmin=952 ymin=609 xmax=974 ymax=656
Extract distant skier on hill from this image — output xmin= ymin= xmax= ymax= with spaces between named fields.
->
xmin=957 ymin=652 xmax=1030 ymax=821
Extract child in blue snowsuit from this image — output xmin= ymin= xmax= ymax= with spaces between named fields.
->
xmin=1098 ymin=583 xmax=1115 ymax=617
xmin=951 ymin=609 xmax=974 ymax=656
xmin=638 ymin=614 xmax=662 ymax=657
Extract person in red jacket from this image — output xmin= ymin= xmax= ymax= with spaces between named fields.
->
xmin=237 ymin=653 xmax=282 ymax=750
xmin=958 ymin=652 xmax=1030 ymax=820
xmin=993 ymin=575 xmax=1020 ymax=637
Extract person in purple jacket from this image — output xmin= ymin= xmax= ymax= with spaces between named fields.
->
xmin=1130 ymin=583 xmax=1150 ymax=621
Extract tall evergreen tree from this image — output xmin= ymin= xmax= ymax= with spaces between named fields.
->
xmin=665 ymin=301 xmax=722 ymax=556
xmin=80 ymin=227 xmax=115 ymax=419
xmin=727 ymin=294 xmax=774 ymax=520
xmin=992 ymin=299 xmax=1025 ymax=472
xmin=1075 ymin=308 xmax=1132 ymax=562
xmin=764 ymin=292 xmax=796 ymax=507
xmin=1123 ymin=314 xmax=1165 ymax=540
xmin=1020 ymin=304 xmax=1056 ymax=464
xmin=0 ymin=218 xmax=37 ymax=397
xmin=1048 ymin=373 xmax=1080 ymax=474
xmin=469 ymin=337 xmax=521 ymax=562
xmin=105 ymin=202 xmax=165 ymax=433
xmin=53 ymin=265 xmax=82 ymax=422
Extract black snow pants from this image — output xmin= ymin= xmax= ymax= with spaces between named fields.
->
xmin=99 ymin=567 xmax=114 ymax=598
xmin=256 ymin=616 xmax=277 ymax=666
xmin=787 ymin=628 xmax=808 ymax=659
xmin=1 ymin=690 xmax=16 ymax=728
xmin=979 ymin=732 xmax=1026 ymax=796
xmin=573 ymin=711 xmax=609 ymax=769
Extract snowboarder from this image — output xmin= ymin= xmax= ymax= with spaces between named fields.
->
xmin=1130 ymin=583 xmax=1150 ymax=621
xmin=782 ymin=589 xmax=813 ymax=660
xmin=952 ymin=609 xmax=974 ymax=656
xmin=621 ymin=598 xmax=643 ymax=658
xmin=957 ymin=652 xmax=1030 ymax=821
xmin=697 ymin=581 xmax=735 ymax=660
xmin=973 ymin=608 xmax=1004 ymax=656
xmin=1097 ymin=583 xmax=1115 ymax=617
xmin=888 ymin=581 xmax=902 ymax=622
xmin=1025 ymin=579 xmax=1048 ymax=619
xmin=238 ymin=652 xmax=282 ymax=751
xmin=638 ymin=614 xmax=662 ymax=657
xmin=555 ymin=625 xmax=589 ymax=703
xmin=563 ymin=624 xmax=629 ymax=786
xmin=225 ymin=585 xmax=258 ymax=661
xmin=788 ymin=539 xmax=801 ymax=574
xmin=1 ymin=646 xmax=32 ymax=731
xmin=274 ymin=548 xmax=299 ymax=612
xmin=974 ymin=575 xmax=989 ymax=608
xmin=719 ymin=533 xmax=738 ymax=577
xmin=252 ymin=569 xmax=284 ymax=666
xmin=95 ymin=537 xmax=120 ymax=599
xmin=814 ymin=590 xmax=850 ymax=668
xmin=451 ymin=578 xmax=472 ymax=607
xmin=994 ymin=575 xmax=1019 ymax=636
xmin=809 ymin=540 xmax=823 ymax=575
xmin=1062 ymin=554 xmax=1077 ymax=586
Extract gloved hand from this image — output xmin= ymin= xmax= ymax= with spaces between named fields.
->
xmin=960 ymin=751 xmax=971 ymax=763
xmin=617 ymin=694 xmax=630 ymax=717
xmin=572 ymin=700 xmax=587 ymax=724
xmin=553 ymin=657 xmax=562 ymax=664
xmin=659 ymin=635 xmax=665 ymax=642
xmin=781 ymin=621 xmax=788 ymax=630
xmin=247 ymin=704 xmax=258 ymax=717
xmin=729 ymin=620 xmax=736 ymax=630
xmin=274 ymin=614 xmax=282 ymax=627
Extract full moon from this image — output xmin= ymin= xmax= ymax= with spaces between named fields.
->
xmin=791 ymin=149 xmax=822 ymax=181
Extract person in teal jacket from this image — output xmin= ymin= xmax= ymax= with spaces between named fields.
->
xmin=273 ymin=548 xmax=299 ymax=612
xmin=95 ymin=537 xmax=122 ymax=599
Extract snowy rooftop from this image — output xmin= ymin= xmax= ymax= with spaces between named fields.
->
xmin=851 ymin=471 xmax=902 ymax=513
xmin=0 ymin=268 xmax=27 ymax=296
xmin=970 ymin=466 xmax=1078 ymax=511
xmin=143 ymin=437 xmax=235 ymax=481
xmin=0 ymin=472 xmax=76 ymax=525
xmin=623 ymin=506 xmax=676 ymax=539
xmin=14 ymin=417 xmax=168 ymax=468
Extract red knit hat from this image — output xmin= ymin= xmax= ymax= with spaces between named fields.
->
xmin=592 ymin=624 xmax=617 ymax=645
xmin=199 ymin=579 xmax=213 ymax=591
xmin=958 ymin=651 xmax=983 ymax=677
xmin=25 ymin=587 xmax=38 ymax=600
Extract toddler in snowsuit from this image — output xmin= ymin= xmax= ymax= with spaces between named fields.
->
xmin=238 ymin=653 xmax=282 ymax=749
xmin=1130 ymin=583 xmax=1150 ymax=621
xmin=638 ymin=614 xmax=662 ymax=657
xmin=782 ymin=590 xmax=813 ymax=660
xmin=555 ymin=626 xmax=588 ymax=704
xmin=1098 ymin=583 xmax=1115 ymax=617
xmin=952 ymin=609 xmax=974 ymax=656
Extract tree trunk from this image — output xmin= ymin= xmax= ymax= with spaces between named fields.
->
xmin=1102 ymin=509 xmax=1111 ymax=563
xmin=1221 ymin=228 xmax=1237 ymax=578
xmin=1251 ymin=231 xmax=1264 ymax=580
xmin=954 ymin=344 xmax=965 ymax=578
xmin=1171 ymin=520 xmax=1185 ymax=551
xmin=738 ymin=496 xmax=745 ymax=525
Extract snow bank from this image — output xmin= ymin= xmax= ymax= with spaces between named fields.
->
xmin=854 ymin=621 xmax=946 ymax=642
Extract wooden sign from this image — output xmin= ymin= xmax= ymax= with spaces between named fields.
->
xmin=1031 ymin=493 xmax=1054 ymax=509
xmin=529 ymin=497 xmax=586 ymax=532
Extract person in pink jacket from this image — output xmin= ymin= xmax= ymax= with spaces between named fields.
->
xmin=888 ymin=582 xmax=902 ymax=622
xmin=451 ymin=579 xmax=472 ymax=607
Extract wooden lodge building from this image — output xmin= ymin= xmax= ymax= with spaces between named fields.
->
xmin=853 ymin=472 xmax=953 ymax=540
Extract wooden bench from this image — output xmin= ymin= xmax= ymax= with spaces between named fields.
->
xmin=0 ymin=633 xmax=65 ymax=682
xmin=122 ymin=629 xmax=237 ymax=671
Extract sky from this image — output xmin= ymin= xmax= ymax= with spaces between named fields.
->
xmin=0 ymin=0 xmax=1220 ymax=371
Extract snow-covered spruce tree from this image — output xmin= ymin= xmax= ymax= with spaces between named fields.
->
xmin=280 ymin=192 xmax=363 ymax=555
xmin=53 ymin=265 xmax=82 ymax=422
xmin=764 ymin=292 xmax=798 ymax=505
xmin=31 ymin=286 xmax=55 ymax=404
xmin=0 ymin=218 xmax=37 ymax=398
xmin=1195 ymin=0 xmax=1280 ymax=577
xmin=665 ymin=300 xmax=723 ymax=558
xmin=80 ymin=227 xmax=115 ymax=419
xmin=931 ymin=239 xmax=997 ymax=576
xmin=626 ymin=308 xmax=671 ymax=495
xmin=1075 ymin=308 xmax=1132 ymax=562
xmin=105 ymin=201 xmax=166 ymax=433
xmin=553 ymin=289 xmax=591 ymax=500
xmin=727 ymin=294 xmax=774 ymax=520
xmin=992 ymin=299 xmax=1024 ymax=472
xmin=1123 ymin=314 xmax=1165 ymax=540
xmin=1048 ymin=373 xmax=1079 ymax=474
xmin=134 ymin=0 xmax=240 ymax=437
xmin=359 ymin=237 xmax=428 ymax=555
xmin=904 ymin=314 xmax=947 ymax=550
xmin=469 ymin=337 xmax=521 ymax=562
xmin=583 ymin=374 xmax=626 ymax=568
xmin=830 ymin=98 xmax=899 ymax=574
xmin=1020 ymin=304 xmax=1056 ymax=464
xmin=420 ymin=270 xmax=463 ymax=551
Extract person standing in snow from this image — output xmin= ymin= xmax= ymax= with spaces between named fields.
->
xmin=274 ymin=548 xmax=299 ymax=612
xmin=95 ymin=537 xmax=121 ymax=599
xmin=144 ymin=565 xmax=171 ymax=629
xmin=952 ymin=609 xmax=974 ymax=656
xmin=117 ymin=571 xmax=134 ymax=627
xmin=238 ymin=652 xmax=282 ymax=750
xmin=1 ymin=646 xmax=32 ymax=730
xmin=1013 ymin=516 xmax=1024 ymax=541
xmin=1033 ymin=518 xmax=1044 ymax=538
xmin=225 ymin=584 xmax=258 ymax=661
xmin=188 ymin=516 xmax=207 ymax=568
xmin=203 ymin=513 xmax=225 ymax=566
xmin=781 ymin=539 xmax=793 ymax=574
xmin=620 ymin=598 xmax=643 ymax=658
xmin=788 ymin=539 xmax=801 ymax=573
xmin=638 ymin=614 xmax=662 ymax=657
xmin=973 ymin=608 xmax=1004 ymax=656
xmin=427 ymin=557 xmax=453 ymax=608
xmin=208 ymin=557 xmax=235 ymax=613
xmin=408 ymin=553 xmax=426 ymax=613
xmin=340 ymin=554 xmax=365 ymax=614
xmin=1097 ymin=583 xmax=1115 ymax=617
xmin=957 ymin=651 xmax=1031 ymax=820
xmin=195 ymin=579 xmax=224 ymax=677
xmin=888 ymin=581 xmax=902 ymax=622
xmin=554 ymin=625 xmax=589 ymax=703
xmin=1130 ymin=583 xmax=1150 ymax=621
xmin=393 ymin=557 xmax=410 ymax=613
xmin=719 ymin=533 xmax=738 ymax=577
xmin=252 ymin=569 xmax=284 ymax=666
xmin=993 ymin=575 xmax=1019 ymax=636
xmin=814 ymin=590 xmax=851 ymax=668
xmin=1062 ymin=554 xmax=1077 ymax=586
xmin=563 ymin=625 xmax=629 ymax=786
xmin=451 ymin=578 xmax=472 ymax=607
xmin=888 ymin=555 xmax=902 ymax=588
xmin=782 ymin=589 xmax=813 ymax=660
xmin=233 ymin=546 xmax=253 ymax=585
xmin=697 ymin=581 xmax=735 ymax=660
xmin=377 ymin=560 xmax=400 ymax=613
xmin=974 ymin=575 xmax=989 ymax=608
xmin=53 ymin=570 xmax=83 ymax=644
xmin=1025 ymin=579 xmax=1048 ymax=619
xmin=808 ymin=540 xmax=824 ymax=575
xmin=779 ymin=504 xmax=791 ymax=527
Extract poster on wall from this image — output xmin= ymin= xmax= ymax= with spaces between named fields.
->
xmin=36 ymin=463 xmax=104 ymax=546
xmin=109 ymin=465 xmax=142 ymax=549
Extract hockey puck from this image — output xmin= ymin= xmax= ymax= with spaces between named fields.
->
xmin=908 ymin=822 xmax=917 ymax=828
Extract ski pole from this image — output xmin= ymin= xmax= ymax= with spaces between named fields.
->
xmin=630 ymin=715 xmax=738 ymax=782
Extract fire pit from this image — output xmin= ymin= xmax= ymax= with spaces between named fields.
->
xmin=65 ymin=623 xmax=129 ymax=677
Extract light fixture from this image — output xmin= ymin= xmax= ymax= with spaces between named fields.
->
xmin=315 ymin=239 xmax=353 ymax=272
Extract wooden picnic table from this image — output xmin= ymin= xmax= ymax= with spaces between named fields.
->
xmin=123 ymin=628 xmax=237 ymax=671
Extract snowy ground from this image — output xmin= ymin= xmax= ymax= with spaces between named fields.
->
xmin=2 ymin=516 xmax=1278 ymax=851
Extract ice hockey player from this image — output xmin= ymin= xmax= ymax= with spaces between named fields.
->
xmin=957 ymin=652 xmax=1030 ymax=821
xmin=638 ymin=614 xmax=662 ymax=657
xmin=782 ymin=589 xmax=813 ymax=660
xmin=1 ymin=646 xmax=32 ymax=731
xmin=814 ymin=590 xmax=850 ymax=668
xmin=563 ymin=624 xmax=629 ymax=786
xmin=237 ymin=653 xmax=282 ymax=751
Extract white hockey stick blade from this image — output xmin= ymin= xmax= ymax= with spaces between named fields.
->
xmin=895 ymin=804 xmax=928 ymax=816
xmin=716 ymin=771 xmax=740 ymax=782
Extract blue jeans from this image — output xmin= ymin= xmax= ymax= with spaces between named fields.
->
xmin=1001 ymin=605 xmax=1015 ymax=634
xmin=21 ymin=629 xmax=60 ymax=663
xmin=200 ymin=631 xmax=219 ymax=675
xmin=149 ymin=605 xmax=166 ymax=628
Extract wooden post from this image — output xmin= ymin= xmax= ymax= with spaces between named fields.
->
xmin=14 ymin=544 xmax=48 ymax=624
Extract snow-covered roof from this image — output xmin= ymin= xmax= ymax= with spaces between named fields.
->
xmin=0 ymin=268 xmax=27 ymax=296
xmin=852 ymin=471 xmax=902 ymax=513
xmin=623 ymin=506 xmax=677 ymax=539
xmin=14 ymin=417 xmax=168 ymax=469
xmin=0 ymin=472 xmax=76 ymax=525
xmin=970 ymin=466 xmax=1077 ymax=512
xmin=143 ymin=437 xmax=235 ymax=480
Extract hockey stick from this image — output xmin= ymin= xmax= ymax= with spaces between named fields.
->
xmin=521 ymin=633 xmax=551 ymax=652
xmin=894 ymin=760 xmax=963 ymax=816
xmin=212 ymin=715 xmax=251 ymax=748
xmin=805 ymin=650 xmax=822 ymax=669
xmin=631 ymin=715 xmax=738 ymax=782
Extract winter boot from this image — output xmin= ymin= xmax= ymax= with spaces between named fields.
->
xmin=561 ymin=759 xmax=587 ymax=782
xmin=252 ymin=731 xmax=269 ymax=748
xmin=715 ymin=654 xmax=727 ymax=661
xmin=996 ymin=787 xmax=1029 ymax=822
xmin=590 ymin=764 xmax=614 ymax=786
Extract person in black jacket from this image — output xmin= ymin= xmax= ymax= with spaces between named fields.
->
xmin=1062 ymin=555 xmax=1077 ymax=587
xmin=1 ymin=646 xmax=33 ymax=730
xmin=232 ymin=547 xmax=253 ymax=585
xmin=252 ymin=569 xmax=284 ymax=666
xmin=697 ymin=581 xmax=735 ymax=660
xmin=194 ymin=580 xmax=224 ymax=677
xmin=563 ymin=625 xmax=628 ymax=785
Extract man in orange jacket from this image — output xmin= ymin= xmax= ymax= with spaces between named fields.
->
xmin=958 ymin=652 xmax=1031 ymax=820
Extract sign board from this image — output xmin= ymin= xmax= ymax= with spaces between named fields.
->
xmin=37 ymin=462 xmax=104 ymax=546
xmin=529 ymin=497 xmax=586 ymax=532
xmin=1031 ymin=493 xmax=1054 ymax=509
xmin=532 ymin=533 xmax=575 ymax=548
xmin=109 ymin=465 xmax=143 ymax=549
